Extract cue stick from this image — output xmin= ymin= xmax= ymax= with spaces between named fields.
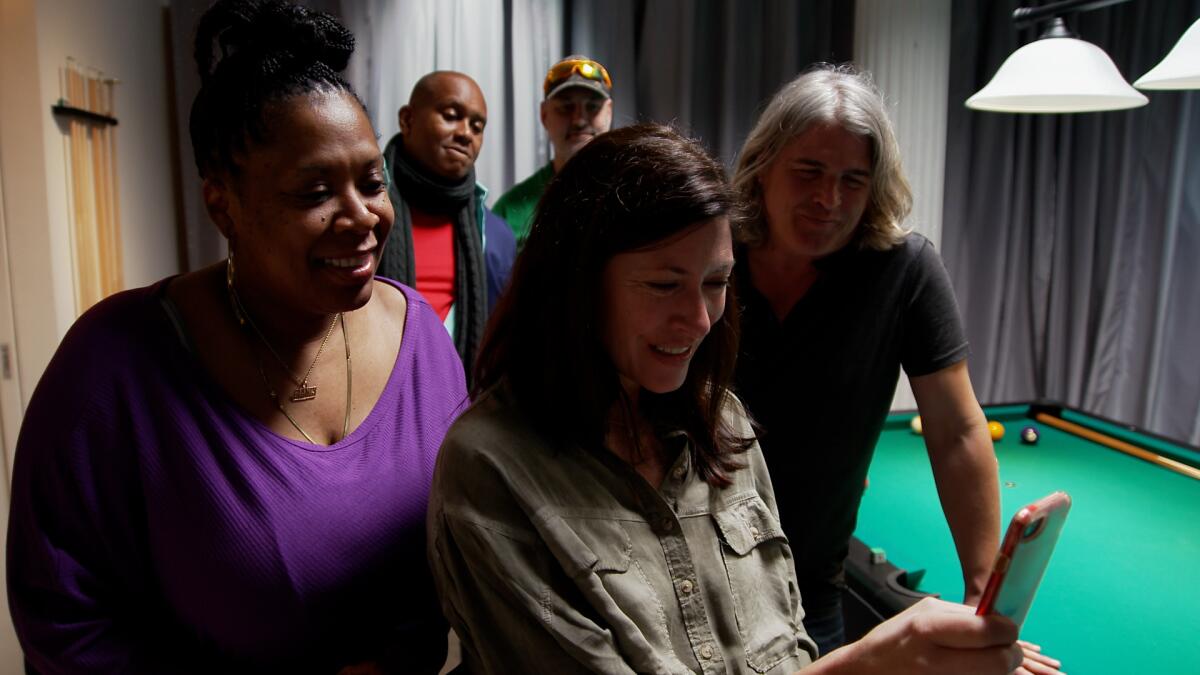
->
xmin=74 ymin=65 xmax=99 ymax=309
xmin=67 ymin=64 xmax=87 ymax=308
xmin=90 ymin=71 xmax=112 ymax=295
xmin=89 ymin=72 xmax=106 ymax=282
xmin=93 ymin=69 xmax=112 ymax=299
xmin=105 ymin=77 xmax=123 ymax=293
xmin=1034 ymin=412 xmax=1200 ymax=481
xmin=62 ymin=63 xmax=83 ymax=311
xmin=97 ymin=77 xmax=110 ymax=292
xmin=84 ymin=68 xmax=103 ymax=307
xmin=73 ymin=65 xmax=88 ymax=307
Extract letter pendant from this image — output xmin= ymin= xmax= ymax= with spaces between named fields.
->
xmin=289 ymin=385 xmax=317 ymax=402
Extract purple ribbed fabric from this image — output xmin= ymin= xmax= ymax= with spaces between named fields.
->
xmin=7 ymin=279 xmax=467 ymax=674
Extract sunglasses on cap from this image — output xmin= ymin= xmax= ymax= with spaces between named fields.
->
xmin=543 ymin=59 xmax=613 ymax=95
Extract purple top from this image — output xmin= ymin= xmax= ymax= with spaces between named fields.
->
xmin=6 ymin=279 xmax=467 ymax=674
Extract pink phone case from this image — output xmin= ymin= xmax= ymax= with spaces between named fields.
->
xmin=976 ymin=491 xmax=1071 ymax=627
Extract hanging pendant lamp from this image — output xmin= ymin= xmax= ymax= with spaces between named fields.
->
xmin=1134 ymin=17 xmax=1200 ymax=90
xmin=966 ymin=17 xmax=1148 ymax=113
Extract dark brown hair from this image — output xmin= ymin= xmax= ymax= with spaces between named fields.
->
xmin=474 ymin=123 xmax=751 ymax=486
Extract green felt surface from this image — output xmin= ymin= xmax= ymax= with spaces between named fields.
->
xmin=855 ymin=405 xmax=1200 ymax=674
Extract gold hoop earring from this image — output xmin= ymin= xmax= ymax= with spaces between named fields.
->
xmin=227 ymin=250 xmax=246 ymax=326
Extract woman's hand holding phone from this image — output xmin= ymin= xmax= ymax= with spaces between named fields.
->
xmin=807 ymin=493 xmax=1072 ymax=675
xmin=814 ymin=597 xmax=1022 ymax=675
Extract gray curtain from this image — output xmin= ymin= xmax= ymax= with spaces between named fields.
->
xmin=565 ymin=0 xmax=853 ymax=164
xmin=167 ymin=0 xmax=851 ymax=268
xmin=943 ymin=0 xmax=1200 ymax=444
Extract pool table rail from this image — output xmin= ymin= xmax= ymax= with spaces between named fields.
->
xmin=885 ymin=400 xmax=1200 ymax=471
xmin=842 ymin=536 xmax=936 ymax=641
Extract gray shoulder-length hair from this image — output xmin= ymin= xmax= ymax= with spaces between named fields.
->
xmin=732 ymin=64 xmax=912 ymax=251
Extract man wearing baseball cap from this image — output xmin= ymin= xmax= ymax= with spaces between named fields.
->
xmin=494 ymin=55 xmax=614 ymax=247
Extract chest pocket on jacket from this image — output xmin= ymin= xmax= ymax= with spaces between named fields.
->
xmin=713 ymin=495 xmax=803 ymax=673
xmin=542 ymin=516 xmax=633 ymax=577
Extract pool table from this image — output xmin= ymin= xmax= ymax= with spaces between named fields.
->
xmin=846 ymin=402 xmax=1200 ymax=674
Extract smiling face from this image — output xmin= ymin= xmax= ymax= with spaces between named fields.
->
xmin=207 ymin=89 xmax=393 ymax=316
xmin=758 ymin=122 xmax=873 ymax=262
xmin=399 ymin=73 xmax=488 ymax=181
xmin=541 ymin=88 xmax=613 ymax=166
xmin=601 ymin=217 xmax=734 ymax=400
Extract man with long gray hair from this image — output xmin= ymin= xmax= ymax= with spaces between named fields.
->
xmin=731 ymin=64 xmax=1014 ymax=659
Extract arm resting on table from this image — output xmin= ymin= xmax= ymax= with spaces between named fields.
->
xmin=910 ymin=360 xmax=1001 ymax=605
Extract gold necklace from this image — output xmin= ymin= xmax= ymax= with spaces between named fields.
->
xmin=252 ymin=317 xmax=352 ymax=444
xmin=227 ymin=254 xmax=353 ymax=443
xmin=227 ymin=259 xmax=340 ymax=403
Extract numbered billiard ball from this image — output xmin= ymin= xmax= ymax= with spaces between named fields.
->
xmin=910 ymin=415 xmax=923 ymax=435
xmin=988 ymin=420 xmax=1005 ymax=441
xmin=1020 ymin=426 xmax=1040 ymax=445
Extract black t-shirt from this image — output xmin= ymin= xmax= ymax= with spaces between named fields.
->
xmin=734 ymin=233 xmax=968 ymax=611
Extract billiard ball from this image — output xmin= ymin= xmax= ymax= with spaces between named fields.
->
xmin=910 ymin=415 xmax=923 ymax=435
xmin=1021 ymin=426 xmax=1040 ymax=444
xmin=988 ymin=420 xmax=1005 ymax=441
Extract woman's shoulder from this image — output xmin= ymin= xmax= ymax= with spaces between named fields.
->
xmin=720 ymin=389 xmax=750 ymax=421
xmin=717 ymin=392 xmax=774 ymax=492
xmin=54 ymin=280 xmax=174 ymax=369
xmin=431 ymin=389 xmax=550 ymax=514
xmin=19 ymin=280 xmax=176 ymax=451
xmin=77 ymin=278 xmax=169 ymax=325
xmin=375 ymin=277 xmax=448 ymax=344
xmin=719 ymin=391 xmax=758 ymax=443
xmin=442 ymin=388 xmax=539 ymax=459
xmin=375 ymin=276 xmax=464 ymax=370
xmin=437 ymin=388 xmax=580 ymax=498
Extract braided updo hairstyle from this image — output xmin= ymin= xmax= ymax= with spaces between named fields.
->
xmin=189 ymin=0 xmax=360 ymax=179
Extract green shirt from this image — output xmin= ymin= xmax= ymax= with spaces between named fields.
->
xmin=492 ymin=162 xmax=555 ymax=248
xmin=428 ymin=389 xmax=818 ymax=674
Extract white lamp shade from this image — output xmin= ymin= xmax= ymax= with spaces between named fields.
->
xmin=967 ymin=37 xmax=1149 ymax=113
xmin=1135 ymin=18 xmax=1200 ymax=90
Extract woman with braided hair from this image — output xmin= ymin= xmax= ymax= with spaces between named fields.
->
xmin=6 ymin=1 xmax=460 ymax=672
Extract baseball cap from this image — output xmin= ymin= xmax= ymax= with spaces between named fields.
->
xmin=543 ymin=55 xmax=613 ymax=100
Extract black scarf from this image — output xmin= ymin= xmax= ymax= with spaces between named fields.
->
xmin=378 ymin=134 xmax=487 ymax=379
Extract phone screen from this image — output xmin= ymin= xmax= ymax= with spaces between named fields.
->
xmin=977 ymin=491 xmax=1071 ymax=627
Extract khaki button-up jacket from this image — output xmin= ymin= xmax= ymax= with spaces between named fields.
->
xmin=429 ymin=391 xmax=818 ymax=674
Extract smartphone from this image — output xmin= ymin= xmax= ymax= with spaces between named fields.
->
xmin=976 ymin=491 xmax=1071 ymax=627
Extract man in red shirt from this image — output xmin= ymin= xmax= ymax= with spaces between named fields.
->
xmin=377 ymin=71 xmax=516 ymax=375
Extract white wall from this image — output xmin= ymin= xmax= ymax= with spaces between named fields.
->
xmin=34 ymin=0 xmax=180 ymax=298
xmin=1 ymin=0 xmax=179 ymax=409
xmin=0 ymin=0 xmax=180 ymax=671
xmin=0 ymin=0 xmax=64 ymax=441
